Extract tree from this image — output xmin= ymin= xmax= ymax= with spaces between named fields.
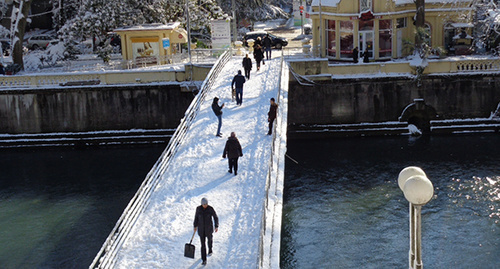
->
xmin=414 ymin=0 xmax=425 ymax=54
xmin=10 ymin=0 xmax=33 ymax=71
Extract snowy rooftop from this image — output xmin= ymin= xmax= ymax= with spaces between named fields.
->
xmin=311 ymin=0 xmax=473 ymax=8
xmin=114 ymin=22 xmax=181 ymax=32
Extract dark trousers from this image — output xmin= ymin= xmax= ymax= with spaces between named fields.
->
xmin=268 ymin=118 xmax=275 ymax=134
xmin=244 ymin=68 xmax=251 ymax=79
xmin=235 ymin=88 xmax=243 ymax=105
xmin=265 ymin=47 xmax=271 ymax=60
xmin=199 ymin=232 xmax=213 ymax=262
xmin=228 ymin=157 xmax=239 ymax=173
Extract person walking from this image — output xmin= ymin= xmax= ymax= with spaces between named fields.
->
xmin=211 ymin=97 xmax=224 ymax=137
xmin=267 ymin=98 xmax=278 ymax=135
xmin=231 ymin=70 xmax=246 ymax=105
xmin=222 ymin=132 xmax=243 ymax=176
xmin=193 ymin=197 xmax=219 ymax=266
xmin=242 ymin=54 xmax=252 ymax=79
xmin=263 ymin=34 xmax=272 ymax=60
xmin=253 ymin=44 xmax=264 ymax=71
xmin=352 ymin=47 xmax=359 ymax=63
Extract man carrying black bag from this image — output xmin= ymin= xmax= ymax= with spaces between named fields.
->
xmin=194 ymin=197 xmax=219 ymax=266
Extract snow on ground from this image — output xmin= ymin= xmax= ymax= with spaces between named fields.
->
xmin=113 ymin=56 xmax=282 ymax=268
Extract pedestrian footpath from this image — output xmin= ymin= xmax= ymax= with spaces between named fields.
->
xmin=112 ymin=56 xmax=282 ymax=268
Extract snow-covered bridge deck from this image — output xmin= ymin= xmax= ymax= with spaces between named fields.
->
xmin=91 ymin=51 xmax=288 ymax=268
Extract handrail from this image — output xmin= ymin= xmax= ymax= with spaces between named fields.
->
xmin=258 ymin=49 xmax=288 ymax=268
xmin=89 ymin=49 xmax=232 ymax=269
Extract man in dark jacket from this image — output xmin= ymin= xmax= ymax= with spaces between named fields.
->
xmin=222 ymin=132 xmax=243 ymax=175
xmin=267 ymin=98 xmax=278 ymax=135
xmin=352 ymin=47 xmax=359 ymax=63
xmin=211 ymin=97 xmax=224 ymax=137
xmin=194 ymin=197 xmax=219 ymax=266
xmin=242 ymin=54 xmax=252 ymax=79
xmin=263 ymin=34 xmax=272 ymax=60
xmin=231 ymin=70 xmax=246 ymax=106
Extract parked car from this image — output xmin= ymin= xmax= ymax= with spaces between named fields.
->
xmin=190 ymin=32 xmax=212 ymax=48
xmin=27 ymin=35 xmax=59 ymax=50
xmin=242 ymin=31 xmax=288 ymax=49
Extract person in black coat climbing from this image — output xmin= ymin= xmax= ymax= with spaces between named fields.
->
xmin=222 ymin=132 xmax=243 ymax=175
xmin=231 ymin=70 xmax=246 ymax=105
xmin=242 ymin=54 xmax=252 ymax=79
xmin=267 ymin=98 xmax=278 ymax=135
xmin=194 ymin=197 xmax=219 ymax=266
xmin=253 ymin=44 xmax=264 ymax=71
xmin=211 ymin=97 xmax=224 ymax=137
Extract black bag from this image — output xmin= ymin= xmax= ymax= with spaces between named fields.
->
xmin=184 ymin=231 xmax=196 ymax=259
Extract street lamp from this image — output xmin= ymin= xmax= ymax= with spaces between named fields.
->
xmin=398 ymin=166 xmax=434 ymax=269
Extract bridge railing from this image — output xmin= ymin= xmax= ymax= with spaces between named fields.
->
xmin=89 ymin=49 xmax=232 ymax=269
xmin=259 ymin=50 xmax=289 ymax=268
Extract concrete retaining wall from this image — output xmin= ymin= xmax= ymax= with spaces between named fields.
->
xmin=0 ymin=84 xmax=194 ymax=134
xmin=288 ymin=74 xmax=500 ymax=125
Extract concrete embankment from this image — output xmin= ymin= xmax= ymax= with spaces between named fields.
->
xmin=0 ymin=83 xmax=194 ymax=147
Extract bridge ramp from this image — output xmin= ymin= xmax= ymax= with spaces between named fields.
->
xmin=113 ymin=57 xmax=282 ymax=268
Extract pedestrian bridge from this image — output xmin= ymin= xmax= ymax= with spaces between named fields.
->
xmin=90 ymin=50 xmax=288 ymax=268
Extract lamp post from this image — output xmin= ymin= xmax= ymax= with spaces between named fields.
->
xmin=398 ymin=166 xmax=434 ymax=269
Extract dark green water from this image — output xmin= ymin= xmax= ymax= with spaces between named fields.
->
xmin=282 ymin=134 xmax=500 ymax=269
xmin=0 ymin=145 xmax=165 ymax=269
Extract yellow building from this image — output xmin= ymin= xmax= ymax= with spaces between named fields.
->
xmin=310 ymin=0 xmax=474 ymax=61
xmin=114 ymin=22 xmax=188 ymax=64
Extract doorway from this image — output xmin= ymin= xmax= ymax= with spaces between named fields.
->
xmin=359 ymin=31 xmax=374 ymax=59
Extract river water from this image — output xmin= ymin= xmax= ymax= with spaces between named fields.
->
xmin=281 ymin=134 xmax=500 ymax=268
xmin=0 ymin=135 xmax=498 ymax=268
xmin=0 ymin=145 xmax=165 ymax=269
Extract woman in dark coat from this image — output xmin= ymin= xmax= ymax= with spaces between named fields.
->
xmin=253 ymin=44 xmax=264 ymax=71
xmin=222 ymin=132 xmax=243 ymax=175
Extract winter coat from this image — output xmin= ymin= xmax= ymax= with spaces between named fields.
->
xmin=193 ymin=205 xmax=219 ymax=236
xmin=223 ymin=136 xmax=243 ymax=159
xmin=263 ymin=36 xmax=272 ymax=49
xmin=352 ymin=48 xmax=359 ymax=63
xmin=242 ymin=57 xmax=252 ymax=70
xmin=268 ymin=103 xmax=278 ymax=120
xmin=253 ymin=46 xmax=264 ymax=62
xmin=362 ymin=51 xmax=369 ymax=63
xmin=232 ymin=74 xmax=246 ymax=89
xmin=212 ymin=98 xmax=223 ymax=116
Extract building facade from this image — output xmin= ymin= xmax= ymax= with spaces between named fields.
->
xmin=310 ymin=0 xmax=474 ymax=61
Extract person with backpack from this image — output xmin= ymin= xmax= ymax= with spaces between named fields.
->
xmin=231 ymin=70 xmax=246 ymax=105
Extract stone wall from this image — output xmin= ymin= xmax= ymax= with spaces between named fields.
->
xmin=0 ymin=84 xmax=194 ymax=134
xmin=288 ymin=74 xmax=500 ymax=125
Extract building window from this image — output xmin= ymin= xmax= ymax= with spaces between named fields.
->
xmin=379 ymin=20 xmax=392 ymax=58
xmin=360 ymin=0 xmax=372 ymax=12
xmin=340 ymin=21 xmax=354 ymax=59
xmin=326 ymin=20 xmax=336 ymax=57
xmin=397 ymin=17 xmax=407 ymax=29
xmin=424 ymin=23 xmax=432 ymax=46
